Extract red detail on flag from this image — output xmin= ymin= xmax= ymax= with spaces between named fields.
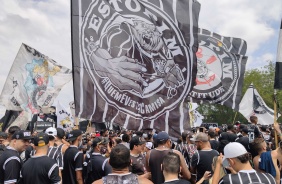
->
xmin=206 ymin=55 xmax=217 ymax=64
xmin=36 ymin=77 xmax=44 ymax=86
xmin=196 ymin=48 xmax=203 ymax=58
xmin=195 ymin=74 xmax=215 ymax=85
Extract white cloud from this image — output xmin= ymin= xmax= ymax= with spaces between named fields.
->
xmin=247 ymin=53 xmax=275 ymax=69
xmin=197 ymin=0 xmax=282 ymax=63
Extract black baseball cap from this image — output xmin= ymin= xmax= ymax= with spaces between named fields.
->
xmin=56 ymin=128 xmax=65 ymax=139
xmin=0 ymin=132 xmax=7 ymax=139
xmin=12 ymin=130 xmax=32 ymax=140
xmin=242 ymin=128 xmax=249 ymax=134
xmin=92 ymin=136 xmax=109 ymax=147
xmin=34 ymin=132 xmax=49 ymax=147
xmin=130 ymin=136 xmax=146 ymax=148
xmin=68 ymin=129 xmax=82 ymax=141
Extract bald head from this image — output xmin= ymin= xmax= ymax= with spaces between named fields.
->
xmin=194 ymin=132 xmax=209 ymax=142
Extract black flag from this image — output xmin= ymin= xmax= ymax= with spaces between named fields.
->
xmin=274 ymin=20 xmax=282 ymax=89
xmin=189 ymin=28 xmax=248 ymax=110
xmin=71 ymin=0 xmax=200 ymax=137
xmin=0 ymin=110 xmax=21 ymax=131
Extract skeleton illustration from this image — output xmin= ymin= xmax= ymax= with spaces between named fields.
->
xmin=87 ymin=19 xmax=184 ymax=98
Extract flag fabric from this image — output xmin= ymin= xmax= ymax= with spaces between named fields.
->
xmin=188 ymin=103 xmax=203 ymax=127
xmin=189 ymin=28 xmax=248 ymax=110
xmin=71 ymin=0 xmax=200 ymax=137
xmin=0 ymin=44 xmax=72 ymax=114
xmin=6 ymin=111 xmax=30 ymax=131
xmin=239 ymin=83 xmax=277 ymax=125
xmin=69 ymin=101 xmax=76 ymax=120
xmin=274 ymin=20 xmax=282 ymax=89
xmin=0 ymin=110 xmax=21 ymax=131
xmin=56 ymin=101 xmax=74 ymax=132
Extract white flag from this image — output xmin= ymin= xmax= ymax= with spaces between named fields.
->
xmin=188 ymin=103 xmax=204 ymax=127
xmin=69 ymin=101 xmax=76 ymax=119
xmin=56 ymin=101 xmax=74 ymax=132
xmin=0 ymin=44 xmax=72 ymax=114
xmin=239 ymin=83 xmax=277 ymax=125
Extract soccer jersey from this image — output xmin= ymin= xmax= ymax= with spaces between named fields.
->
xmin=62 ymin=145 xmax=83 ymax=184
xmin=85 ymin=152 xmax=112 ymax=184
xmin=0 ymin=146 xmax=22 ymax=184
xmin=20 ymin=155 xmax=60 ymax=184
xmin=218 ymin=170 xmax=275 ymax=184
xmin=191 ymin=149 xmax=219 ymax=184
xmin=31 ymin=146 xmax=63 ymax=169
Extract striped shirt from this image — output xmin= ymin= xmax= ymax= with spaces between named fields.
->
xmin=218 ymin=170 xmax=275 ymax=184
xmin=31 ymin=146 xmax=63 ymax=169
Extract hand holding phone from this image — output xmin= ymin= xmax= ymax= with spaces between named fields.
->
xmin=222 ymin=159 xmax=230 ymax=168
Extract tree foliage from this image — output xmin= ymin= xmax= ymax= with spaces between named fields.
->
xmin=197 ymin=61 xmax=282 ymax=125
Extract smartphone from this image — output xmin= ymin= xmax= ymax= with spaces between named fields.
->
xmin=222 ymin=159 xmax=230 ymax=168
xmin=199 ymin=127 xmax=204 ymax=132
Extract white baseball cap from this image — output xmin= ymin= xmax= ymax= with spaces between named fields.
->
xmin=45 ymin=127 xmax=57 ymax=138
xmin=223 ymin=142 xmax=247 ymax=159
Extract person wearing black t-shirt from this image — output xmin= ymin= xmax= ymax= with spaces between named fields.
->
xmin=162 ymin=152 xmax=191 ymax=184
xmin=20 ymin=132 xmax=61 ymax=184
xmin=235 ymin=128 xmax=250 ymax=152
xmin=208 ymin=131 xmax=219 ymax=150
xmin=219 ymin=125 xmax=237 ymax=142
xmin=30 ymin=127 xmax=64 ymax=178
xmin=62 ymin=130 xmax=84 ymax=184
xmin=84 ymin=136 xmax=112 ymax=184
xmin=250 ymin=115 xmax=263 ymax=138
xmin=191 ymin=133 xmax=218 ymax=184
xmin=0 ymin=130 xmax=31 ymax=184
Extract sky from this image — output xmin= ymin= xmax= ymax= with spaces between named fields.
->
xmin=0 ymin=0 xmax=281 ymax=116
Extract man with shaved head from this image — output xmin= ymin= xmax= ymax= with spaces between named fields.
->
xmin=190 ymin=133 xmax=218 ymax=184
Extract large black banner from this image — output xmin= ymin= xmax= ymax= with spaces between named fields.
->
xmin=189 ymin=29 xmax=248 ymax=110
xmin=71 ymin=0 xmax=200 ymax=137
xmin=0 ymin=110 xmax=21 ymax=131
xmin=274 ymin=20 xmax=282 ymax=89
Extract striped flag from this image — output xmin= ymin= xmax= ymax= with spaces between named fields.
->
xmin=189 ymin=28 xmax=248 ymax=110
xmin=71 ymin=0 xmax=200 ymax=137
xmin=274 ymin=20 xmax=282 ymax=89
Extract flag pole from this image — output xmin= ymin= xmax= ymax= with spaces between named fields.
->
xmin=232 ymin=111 xmax=238 ymax=124
xmin=86 ymin=120 xmax=91 ymax=133
xmin=274 ymin=89 xmax=278 ymax=148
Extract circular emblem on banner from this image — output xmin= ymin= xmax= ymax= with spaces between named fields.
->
xmin=81 ymin=0 xmax=194 ymax=120
xmin=190 ymin=33 xmax=239 ymax=103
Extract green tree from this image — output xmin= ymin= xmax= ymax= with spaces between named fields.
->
xmin=196 ymin=61 xmax=282 ymax=125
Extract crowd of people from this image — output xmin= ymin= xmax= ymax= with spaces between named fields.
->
xmin=0 ymin=115 xmax=281 ymax=184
